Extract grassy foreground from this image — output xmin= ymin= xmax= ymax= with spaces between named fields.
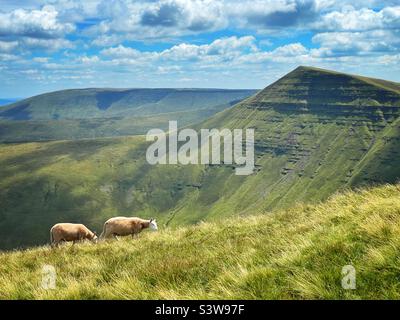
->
xmin=1 ymin=184 xmax=400 ymax=299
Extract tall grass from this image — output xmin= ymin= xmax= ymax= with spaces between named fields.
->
xmin=1 ymin=184 xmax=400 ymax=299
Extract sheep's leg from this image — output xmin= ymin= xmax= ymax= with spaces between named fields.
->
xmin=113 ymin=234 xmax=120 ymax=241
xmin=131 ymin=232 xmax=139 ymax=240
xmin=100 ymin=230 xmax=110 ymax=240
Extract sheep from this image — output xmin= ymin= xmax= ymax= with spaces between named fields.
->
xmin=50 ymin=223 xmax=97 ymax=247
xmin=100 ymin=217 xmax=158 ymax=240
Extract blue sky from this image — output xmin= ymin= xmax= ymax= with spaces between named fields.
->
xmin=0 ymin=0 xmax=399 ymax=98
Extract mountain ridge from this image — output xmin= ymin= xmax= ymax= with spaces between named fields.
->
xmin=0 ymin=88 xmax=256 ymax=120
xmin=290 ymin=66 xmax=400 ymax=94
xmin=0 ymin=88 xmax=256 ymax=142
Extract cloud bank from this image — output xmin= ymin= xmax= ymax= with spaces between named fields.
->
xmin=0 ymin=0 xmax=399 ymax=97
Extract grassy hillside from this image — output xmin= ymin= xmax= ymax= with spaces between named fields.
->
xmin=1 ymin=66 xmax=400 ymax=250
xmin=1 ymin=184 xmax=400 ymax=299
xmin=0 ymin=89 xmax=255 ymax=141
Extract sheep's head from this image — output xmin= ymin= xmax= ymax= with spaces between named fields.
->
xmin=149 ymin=219 xmax=158 ymax=231
xmin=91 ymin=232 xmax=98 ymax=243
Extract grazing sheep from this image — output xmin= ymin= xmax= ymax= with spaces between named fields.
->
xmin=100 ymin=217 xmax=158 ymax=240
xmin=50 ymin=223 xmax=98 ymax=247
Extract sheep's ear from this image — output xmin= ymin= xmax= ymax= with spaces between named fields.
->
xmin=150 ymin=218 xmax=153 ymax=222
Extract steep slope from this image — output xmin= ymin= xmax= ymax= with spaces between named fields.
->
xmin=1 ymin=184 xmax=400 ymax=299
xmin=193 ymin=66 xmax=400 ymax=212
xmin=0 ymin=66 xmax=399 ymax=250
xmin=0 ymin=88 xmax=255 ymax=142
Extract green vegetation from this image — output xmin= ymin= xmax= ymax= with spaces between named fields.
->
xmin=0 ymin=88 xmax=255 ymax=141
xmin=0 ymin=105 xmax=228 ymax=142
xmin=1 ymin=66 xmax=400 ymax=250
xmin=1 ymin=184 xmax=400 ymax=299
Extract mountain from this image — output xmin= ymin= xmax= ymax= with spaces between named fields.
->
xmin=0 ymin=88 xmax=256 ymax=142
xmin=1 ymin=184 xmax=399 ymax=299
xmin=0 ymin=66 xmax=400 ymax=250
xmin=197 ymin=66 xmax=400 ymax=205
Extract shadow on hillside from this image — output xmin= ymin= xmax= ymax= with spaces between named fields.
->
xmin=0 ymin=174 xmax=102 ymax=250
xmin=0 ymin=137 xmax=149 ymax=177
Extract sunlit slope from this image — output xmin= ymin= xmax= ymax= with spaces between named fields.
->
xmin=1 ymin=66 xmax=400 ymax=249
xmin=0 ymin=106 xmax=227 ymax=142
xmin=1 ymin=184 xmax=400 ymax=299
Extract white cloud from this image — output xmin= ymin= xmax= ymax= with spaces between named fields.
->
xmin=20 ymin=69 xmax=39 ymax=75
xmin=77 ymin=55 xmax=100 ymax=64
xmin=0 ymin=5 xmax=75 ymax=39
xmin=0 ymin=53 xmax=20 ymax=61
xmin=272 ymin=42 xmax=308 ymax=56
xmin=0 ymin=40 xmax=18 ymax=52
xmin=157 ymin=65 xmax=181 ymax=73
xmin=21 ymin=38 xmax=74 ymax=51
xmin=313 ymin=30 xmax=399 ymax=55
xmin=318 ymin=5 xmax=400 ymax=31
xmin=377 ymin=54 xmax=400 ymax=65
xmin=236 ymin=42 xmax=310 ymax=64
xmin=98 ymin=36 xmax=257 ymax=67
xmin=88 ymin=0 xmax=227 ymax=42
xmin=100 ymin=45 xmax=142 ymax=58
xmin=33 ymin=57 xmax=50 ymax=63
xmin=160 ymin=36 xmax=257 ymax=61
xmin=227 ymin=0 xmax=319 ymax=30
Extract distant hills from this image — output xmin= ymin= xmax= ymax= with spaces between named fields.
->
xmin=0 ymin=66 xmax=399 ymax=250
xmin=0 ymin=99 xmax=19 ymax=106
xmin=0 ymin=88 xmax=256 ymax=142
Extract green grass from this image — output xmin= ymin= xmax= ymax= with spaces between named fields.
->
xmin=1 ymin=184 xmax=400 ymax=299
xmin=0 ymin=105 xmax=229 ymax=142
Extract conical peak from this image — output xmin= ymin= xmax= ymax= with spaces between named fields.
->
xmin=248 ymin=65 xmax=400 ymax=109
